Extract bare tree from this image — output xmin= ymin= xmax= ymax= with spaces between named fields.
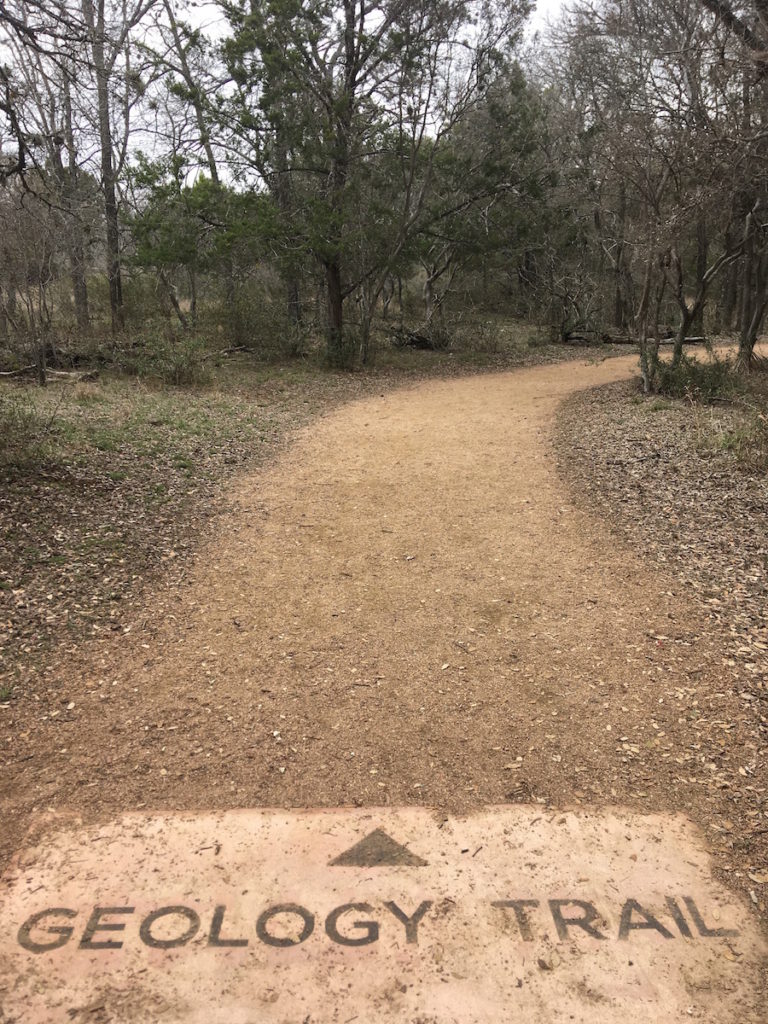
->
xmin=534 ymin=0 xmax=757 ymax=389
xmin=80 ymin=0 xmax=156 ymax=332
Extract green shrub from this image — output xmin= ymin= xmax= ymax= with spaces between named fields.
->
xmin=0 ymin=389 xmax=53 ymax=466
xmin=526 ymin=327 xmax=550 ymax=348
xmin=114 ymin=331 xmax=211 ymax=386
xmin=453 ymin=318 xmax=503 ymax=353
xmin=207 ymin=278 xmax=308 ymax=359
xmin=657 ymin=354 xmax=740 ymax=403
xmin=718 ymin=411 xmax=768 ymax=471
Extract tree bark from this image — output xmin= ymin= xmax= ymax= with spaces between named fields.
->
xmin=719 ymin=210 xmax=739 ymax=331
xmin=423 ymin=272 xmax=436 ymax=322
xmin=271 ymin=109 xmax=303 ymax=337
xmin=326 ymin=259 xmax=347 ymax=367
xmin=63 ymin=73 xmax=90 ymax=333
xmin=737 ymin=207 xmax=768 ymax=370
xmin=691 ymin=215 xmax=708 ymax=335
xmin=35 ymin=330 xmax=47 ymax=387
xmin=158 ymin=269 xmax=188 ymax=329
xmin=636 ymin=255 xmax=657 ymax=394
xmin=190 ymin=269 xmax=197 ymax=323
xmin=613 ymin=182 xmax=627 ymax=329
xmin=322 ymin=0 xmax=356 ymax=366
xmin=0 ymin=290 xmax=8 ymax=344
xmin=83 ymin=0 xmax=123 ymax=333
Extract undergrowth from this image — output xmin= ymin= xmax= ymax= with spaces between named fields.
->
xmin=0 ymin=390 xmax=59 ymax=467
xmin=111 ymin=331 xmax=211 ymax=386
xmin=656 ymin=354 xmax=741 ymax=403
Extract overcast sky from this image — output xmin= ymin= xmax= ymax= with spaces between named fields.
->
xmin=529 ymin=0 xmax=565 ymax=32
xmin=185 ymin=0 xmax=568 ymax=40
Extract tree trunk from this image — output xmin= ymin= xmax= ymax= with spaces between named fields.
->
xmin=326 ymin=259 xmax=348 ymax=367
xmin=614 ymin=182 xmax=627 ymax=329
xmin=63 ymin=73 xmax=90 ymax=333
xmin=358 ymin=304 xmax=374 ymax=365
xmin=636 ymin=256 xmax=657 ymax=394
xmin=188 ymin=267 xmax=197 ymax=324
xmin=100 ymin=107 xmax=123 ymax=334
xmin=163 ymin=0 xmax=219 ymax=186
xmin=286 ymin=277 xmax=302 ymax=331
xmin=670 ymin=247 xmax=693 ymax=370
xmin=272 ymin=120 xmax=303 ymax=336
xmin=83 ymin=0 xmax=123 ymax=333
xmin=423 ymin=272 xmax=436 ymax=322
xmin=381 ymin=276 xmax=393 ymax=320
xmin=159 ymin=269 xmax=188 ymax=329
xmin=737 ymin=208 xmax=756 ymax=368
xmin=672 ymin=309 xmax=694 ymax=368
xmin=35 ymin=331 xmax=47 ymax=388
xmin=691 ymin=216 xmax=708 ymax=335
xmin=67 ymin=191 xmax=90 ymax=335
xmin=161 ymin=0 xmax=239 ymax=317
xmin=321 ymin=0 xmax=356 ymax=367
xmin=737 ymin=214 xmax=768 ymax=371
xmin=719 ymin=212 xmax=739 ymax=331
xmin=7 ymin=278 xmax=17 ymax=325
xmin=68 ymin=247 xmax=90 ymax=332
xmin=651 ymin=270 xmax=667 ymax=355
xmin=0 ymin=290 xmax=8 ymax=343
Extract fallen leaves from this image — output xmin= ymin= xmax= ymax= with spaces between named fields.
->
xmin=556 ymin=376 xmax=768 ymax=915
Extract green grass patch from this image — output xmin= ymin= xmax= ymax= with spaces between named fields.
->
xmin=657 ymin=354 xmax=742 ymax=404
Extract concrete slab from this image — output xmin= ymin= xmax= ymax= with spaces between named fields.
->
xmin=0 ymin=807 xmax=765 ymax=1023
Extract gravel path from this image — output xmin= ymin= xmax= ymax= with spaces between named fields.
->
xmin=2 ymin=354 xmax=765 ymax=928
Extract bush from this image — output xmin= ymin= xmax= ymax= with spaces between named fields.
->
xmin=114 ymin=330 xmax=211 ymax=386
xmin=526 ymin=327 xmax=550 ymax=349
xmin=121 ymin=274 xmax=172 ymax=325
xmin=208 ymin=279 xmax=308 ymax=359
xmin=0 ymin=389 xmax=53 ymax=466
xmin=716 ymin=411 xmax=768 ymax=471
xmin=452 ymin=318 xmax=503 ymax=354
xmin=86 ymin=274 xmax=169 ymax=328
xmin=657 ymin=354 xmax=740 ymax=403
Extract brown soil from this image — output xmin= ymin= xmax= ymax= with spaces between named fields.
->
xmin=1 ymin=354 xmax=766 ymax=924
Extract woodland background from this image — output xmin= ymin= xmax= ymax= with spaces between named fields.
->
xmin=1 ymin=0 xmax=768 ymax=686
xmin=0 ymin=0 xmax=765 ymax=386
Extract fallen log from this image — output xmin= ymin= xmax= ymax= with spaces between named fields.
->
xmin=602 ymin=336 xmax=707 ymax=346
xmin=391 ymin=327 xmax=442 ymax=350
xmin=0 ymin=365 xmax=36 ymax=377
xmin=48 ymin=369 xmax=100 ymax=382
xmin=201 ymin=346 xmax=248 ymax=362
xmin=0 ymin=366 xmax=100 ymax=382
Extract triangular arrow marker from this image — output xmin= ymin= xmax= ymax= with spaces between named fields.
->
xmin=330 ymin=828 xmax=427 ymax=867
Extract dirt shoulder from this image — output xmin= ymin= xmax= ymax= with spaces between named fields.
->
xmin=554 ymin=370 xmax=768 ymax=915
xmin=2 ymin=352 xmax=765 ymax=932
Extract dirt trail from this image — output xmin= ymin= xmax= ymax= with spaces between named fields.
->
xmin=1 ymin=355 xmax=762 ymax=892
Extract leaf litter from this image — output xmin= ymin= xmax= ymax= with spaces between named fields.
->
xmin=556 ymin=378 xmax=767 ymax=919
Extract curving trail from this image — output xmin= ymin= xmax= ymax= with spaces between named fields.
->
xmin=0 ymin=354 xmax=756 ymax=867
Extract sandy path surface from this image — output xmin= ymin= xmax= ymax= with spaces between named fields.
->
xmin=2 ymin=355 xmax=762 ymax=895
